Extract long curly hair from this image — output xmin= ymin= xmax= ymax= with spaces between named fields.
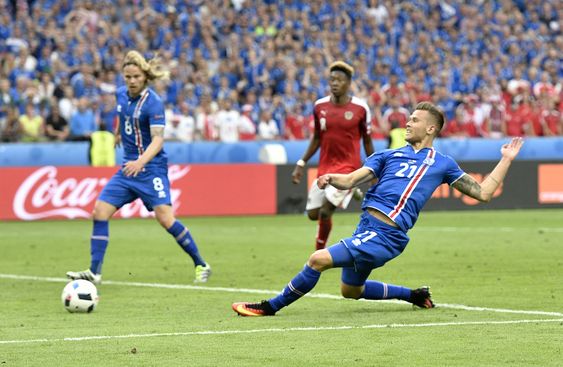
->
xmin=122 ymin=50 xmax=170 ymax=82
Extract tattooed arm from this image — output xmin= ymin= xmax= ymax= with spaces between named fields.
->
xmin=123 ymin=126 xmax=165 ymax=177
xmin=452 ymin=137 xmax=524 ymax=202
xmin=452 ymin=174 xmax=492 ymax=202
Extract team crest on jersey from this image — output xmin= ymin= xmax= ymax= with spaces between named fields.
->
xmin=344 ymin=111 xmax=354 ymax=120
xmin=423 ymin=158 xmax=435 ymax=166
xmin=117 ymin=105 xmax=122 ymax=112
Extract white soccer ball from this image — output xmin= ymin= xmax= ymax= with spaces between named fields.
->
xmin=61 ymin=279 xmax=99 ymax=313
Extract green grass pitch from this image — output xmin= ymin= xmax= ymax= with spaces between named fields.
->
xmin=1 ymin=210 xmax=562 ymax=366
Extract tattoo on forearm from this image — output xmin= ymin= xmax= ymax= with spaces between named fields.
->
xmin=452 ymin=175 xmax=482 ymax=198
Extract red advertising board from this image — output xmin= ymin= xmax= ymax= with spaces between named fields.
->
xmin=538 ymin=164 xmax=563 ymax=204
xmin=0 ymin=164 xmax=276 ymax=220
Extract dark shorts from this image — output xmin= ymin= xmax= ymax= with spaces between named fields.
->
xmin=98 ymin=167 xmax=172 ymax=211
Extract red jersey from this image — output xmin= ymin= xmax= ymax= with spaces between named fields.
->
xmin=314 ymin=96 xmax=371 ymax=176
xmin=541 ymin=109 xmax=561 ymax=135
xmin=382 ymin=107 xmax=409 ymax=128
xmin=285 ymin=114 xmax=307 ymax=140
xmin=370 ymin=116 xmax=386 ymax=139
xmin=505 ymin=108 xmax=526 ymax=136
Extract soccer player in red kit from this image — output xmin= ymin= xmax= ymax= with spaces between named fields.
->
xmin=292 ymin=61 xmax=374 ymax=250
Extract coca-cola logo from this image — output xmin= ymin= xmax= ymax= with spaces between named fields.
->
xmin=13 ymin=165 xmax=190 ymax=220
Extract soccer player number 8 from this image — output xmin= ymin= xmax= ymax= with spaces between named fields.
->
xmin=124 ymin=117 xmax=133 ymax=135
xmin=153 ymin=177 xmax=164 ymax=191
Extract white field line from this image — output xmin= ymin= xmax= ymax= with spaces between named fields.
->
xmin=1 ymin=318 xmax=562 ymax=345
xmin=1 ymin=273 xmax=562 ymax=317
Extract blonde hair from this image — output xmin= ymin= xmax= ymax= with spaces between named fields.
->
xmin=329 ymin=61 xmax=354 ymax=79
xmin=122 ymin=50 xmax=170 ymax=82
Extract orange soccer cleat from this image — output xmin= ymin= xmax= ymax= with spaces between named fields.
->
xmin=231 ymin=301 xmax=276 ymax=316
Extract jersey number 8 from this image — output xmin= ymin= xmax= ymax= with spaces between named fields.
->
xmin=124 ymin=117 xmax=133 ymax=135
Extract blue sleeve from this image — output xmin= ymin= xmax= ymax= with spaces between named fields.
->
xmin=443 ymin=156 xmax=466 ymax=185
xmin=363 ymin=150 xmax=387 ymax=178
xmin=147 ymin=98 xmax=165 ymax=127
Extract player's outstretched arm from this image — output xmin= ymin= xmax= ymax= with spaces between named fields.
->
xmin=452 ymin=137 xmax=524 ymax=202
xmin=318 ymin=167 xmax=374 ymax=190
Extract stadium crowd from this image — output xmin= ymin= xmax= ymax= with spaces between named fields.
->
xmin=0 ymin=0 xmax=561 ymax=144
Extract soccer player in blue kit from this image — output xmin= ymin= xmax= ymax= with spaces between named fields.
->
xmin=67 ymin=50 xmax=211 ymax=284
xmin=233 ymin=102 xmax=523 ymax=316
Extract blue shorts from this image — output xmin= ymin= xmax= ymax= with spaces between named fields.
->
xmin=98 ymin=167 xmax=172 ymax=211
xmin=328 ymin=211 xmax=410 ymax=286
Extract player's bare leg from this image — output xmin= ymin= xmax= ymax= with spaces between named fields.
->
xmin=306 ymin=208 xmax=319 ymax=220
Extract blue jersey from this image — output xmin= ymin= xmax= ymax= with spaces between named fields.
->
xmin=362 ymin=145 xmax=465 ymax=232
xmin=115 ymin=86 xmax=167 ymax=169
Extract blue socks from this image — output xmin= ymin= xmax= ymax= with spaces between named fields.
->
xmin=361 ymin=280 xmax=411 ymax=301
xmin=167 ymin=220 xmax=206 ymax=266
xmin=89 ymin=219 xmax=206 ymax=274
xmin=90 ymin=220 xmax=109 ymax=274
xmin=269 ymin=265 xmax=321 ymax=312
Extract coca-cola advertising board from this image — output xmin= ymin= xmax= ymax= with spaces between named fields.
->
xmin=0 ymin=164 xmax=276 ymax=221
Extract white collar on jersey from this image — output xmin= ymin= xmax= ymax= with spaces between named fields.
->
xmin=406 ymin=143 xmax=434 ymax=154
xmin=127 ymin=88 xmax=149 ymax=101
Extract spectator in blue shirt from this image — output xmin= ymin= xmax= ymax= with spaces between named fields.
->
xmin=69 ymin=97 xmax=97 ymax=141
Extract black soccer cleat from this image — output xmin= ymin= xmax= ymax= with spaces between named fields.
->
xmin=409 ymin=286 xmax=435 ymax=309
xmin=232 ymin=300 xmax=276 ymax=316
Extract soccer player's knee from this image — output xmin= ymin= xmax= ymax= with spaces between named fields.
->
xmin=92 ymin=205 xmax=110 ymax=221
xmin=341 ymin=285 xmax=362 ymax=299
xmin=307 ymin=251 xmax=330 ymax=271
xmin=156 ymin=215 xmax=174 ymax=229
xmin=307 ymin=210 xmax=319 ymax=221
xmin=319 ymin=209 xmax=332 ymax=220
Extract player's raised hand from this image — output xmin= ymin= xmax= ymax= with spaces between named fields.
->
xmin=317 ymin=174 xmax=331 ymax=189
xmin=500 ymin=137 xmax=524 ymax=161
